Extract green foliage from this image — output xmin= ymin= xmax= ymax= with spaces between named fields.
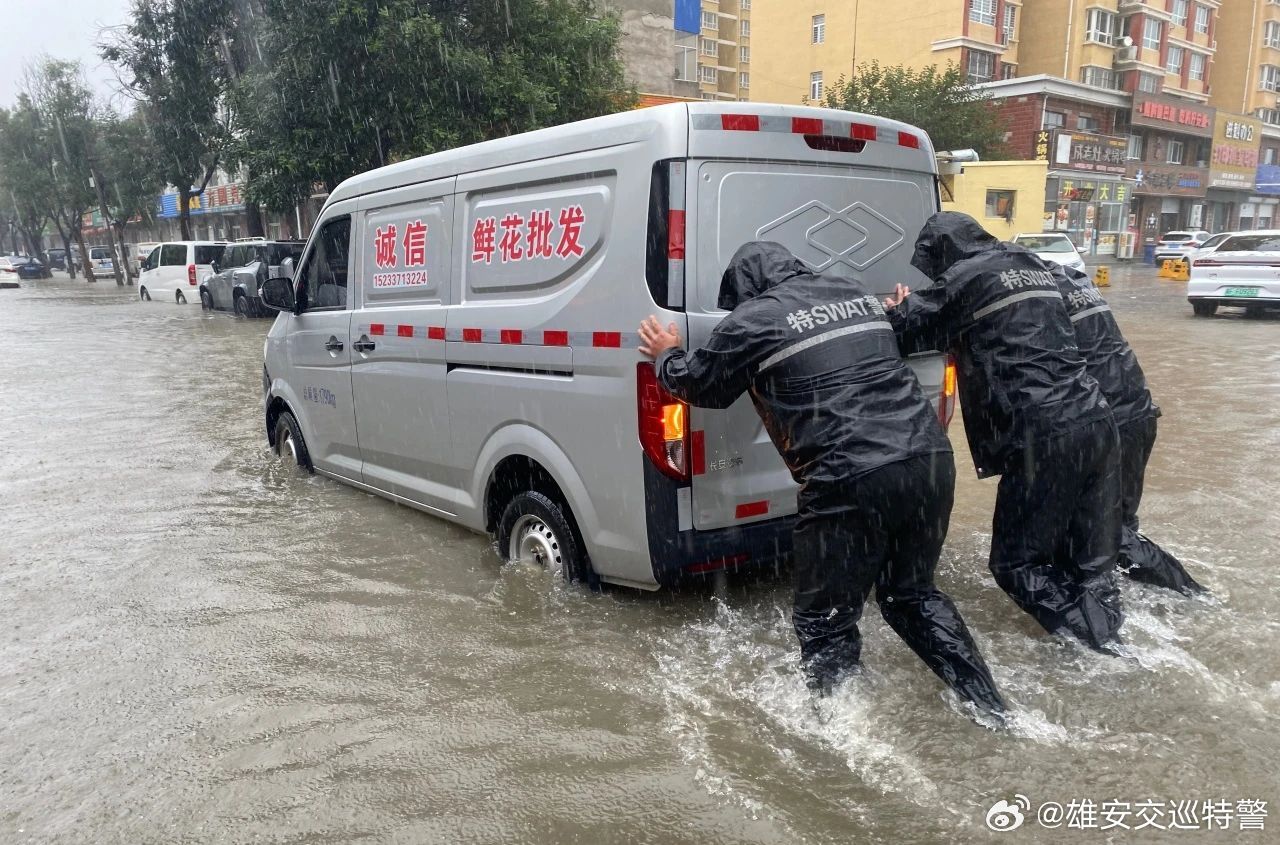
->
xmin=817 ymin=62 xmax=1009 ymax=159
xmin=235 ymin=0 xmax=635 ymax=213
xmin=0 ymin=99 xmax=57 ymax=247
xmin=98 ymin=109 xmax=165 ymax=229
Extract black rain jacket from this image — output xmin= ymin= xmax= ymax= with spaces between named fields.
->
xmin=1057 ymin=265 xmax=1160 ymax=427
xmin=889 ymin=213 xmax=1111 ymax=478
xmin=655 ymin=242 xmax=951 ymax=512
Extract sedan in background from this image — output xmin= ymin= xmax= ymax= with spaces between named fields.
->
xmin=0 ymin=255 xmax=50 ymax=280
xmin=1187 ymin=231 xmax=1280 ymax=317
xmin=1011 ymin=233 xmax=1086 ymax=272
xmin=1153 ymin=230 xmax=1213 ymax=265
xmin=1185 ymin=232 xmax=1234 ymax=265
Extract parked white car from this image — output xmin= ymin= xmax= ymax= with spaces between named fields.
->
xmin=1011 ymin=233 xmax=1086 ymax=272
xmin=138 ymin=241 xmax=226 ymax=304
xmin=1184 ymin=232 xmax=1234 ymax=265
xmin=1153 ymin=230 xmax=1212 ymax=265
xmin=1187 ymin=230 xmax=1280 ymax=317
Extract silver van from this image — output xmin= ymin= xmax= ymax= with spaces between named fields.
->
xmin=259 ymin=103 xmax=954 ymax=591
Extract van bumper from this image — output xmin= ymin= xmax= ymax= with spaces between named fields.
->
xmin=642 ymin=460 xmax=794 ymax=587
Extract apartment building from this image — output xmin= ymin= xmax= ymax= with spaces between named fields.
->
xmin=680 ymin=0 xmax=753 ymax=101
xmin=749 ymin=0 xmax=1022 ymax=105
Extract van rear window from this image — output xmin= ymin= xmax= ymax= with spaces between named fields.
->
xmin=645 ymin=161 xmax=677 ymax=310
xmin=195 ymin=245 xmax=225 ymax=265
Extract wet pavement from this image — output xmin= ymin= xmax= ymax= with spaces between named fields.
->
xmin=1 ymin=267 xmax=1278 ymax=843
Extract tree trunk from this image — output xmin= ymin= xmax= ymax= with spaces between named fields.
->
xmin=51 ymin=216 xmax=76 ymax=279
xmin=179 ymin=189 xmax=193 ymax=240
xmin=245 ymin=198 xmax=266 ymax=238
xmin=72 ymin=225 xmax=96 ymax=283
xmin=89 ymin=162 xmax=125 ymax=285
xmin=112 ymin=221 xmax=135 ymax=284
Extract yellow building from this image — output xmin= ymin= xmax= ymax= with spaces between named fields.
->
xmin=1212 ymin=0 xmax=1280 ymax=125
xmin=750 ymin=0 xmax=1022 ymax=105
xmin=690 ymin=0 xmax=753 ymax=101
xmin=941 ymin=160 xmax=1049 ymax=241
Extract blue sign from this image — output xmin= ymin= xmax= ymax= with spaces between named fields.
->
xmin=674 ymin=0 xmax=700 ymax=34
xmin=156 ymin=191 xmax=209 ymax=219
xmin=1256 ymin=163 xmax=1280 ymax=196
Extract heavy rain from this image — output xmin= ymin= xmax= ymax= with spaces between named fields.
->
xmin=2 ymin=0 xmax=1280 ymax=843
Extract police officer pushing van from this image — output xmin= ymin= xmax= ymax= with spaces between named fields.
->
xmin=884 ymin=212 xmax=1125 ymax=652
xmin=638 ymin=241 xmax=1006 ymax=714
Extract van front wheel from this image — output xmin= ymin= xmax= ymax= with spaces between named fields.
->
xmin=498 ymin=491 xmax=590 ymax=584
xmin=273 ymin=410 xmax=313 ymax=473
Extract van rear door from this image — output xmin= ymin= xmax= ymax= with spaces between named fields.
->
xmin=683 ymin=108 xmax=940 ymax=531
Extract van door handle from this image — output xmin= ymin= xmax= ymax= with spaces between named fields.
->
xmin=352 ymin=336 xmax=376 ymax=353
xmin=324 ymin=336 xmax=344 ymax=352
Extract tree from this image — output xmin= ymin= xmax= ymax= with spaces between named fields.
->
xmin=0 ymin=102 xmax=58 ymax=262
xmin=96 ymin=109 xmax=165 ymax=282
xmin=102 ymin=0 xmax=234 ymax=240
xmin=817 ymin=62 xmax=1009 ymax=159
xmin=234 ymin=0 xmax=634 ymax=214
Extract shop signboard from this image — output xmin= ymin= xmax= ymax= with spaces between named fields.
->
xmin=1125 ymin=163 xmax=1209 ymax=197
xmin=1208 ymin=113 xmax=1262 ymax=191
xmin=1130 ymin=93 xmax=1215 ymax=138
xmin=1051 ymin=131 xmax=1128 ymax=174
xmin=1256 ymin=163 xmax=1280 ymax=196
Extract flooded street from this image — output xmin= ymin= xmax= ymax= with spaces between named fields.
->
xmin=2 ymin=268 xmax=1278 ymax=843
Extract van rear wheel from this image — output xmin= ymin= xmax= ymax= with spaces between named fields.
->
xmin=139 ymin=287 xmax=150 ymax=301
xmin=176 ymin=290 xmax=187 ymax=305
xmin=498 ymin=491 xmax=590 ymax=584
xmin=273 ymin=410 xmax=312 ymax=473
xmin=1191 ymin=300 xmax=1217 ymax=317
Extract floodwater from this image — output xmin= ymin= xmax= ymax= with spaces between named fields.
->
xmin=1 ymin=268 xmax=1277 ymax=844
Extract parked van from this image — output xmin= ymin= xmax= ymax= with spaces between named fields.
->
xmin=259 ymin=103 xmax=954 ymax=591
xmin=138 ymin=241 xmax=226 ymax=304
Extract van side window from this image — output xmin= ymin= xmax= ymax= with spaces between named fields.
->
xmin=143 ymin=247 xmax=160 ymax=272
xmin=646 ymin=162 xmax=674 ymax=309
xmin=297 ymin=216 xmax=352 ymax=311
xmin=160 ymin=244 xmax=186 ymax=266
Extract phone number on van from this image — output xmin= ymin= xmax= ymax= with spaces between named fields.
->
xmin=372 ymin=270 xmax=429 ymax=288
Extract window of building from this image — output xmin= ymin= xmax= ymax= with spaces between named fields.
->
xmin=674 ymin=42 xmax=696 ymax=81
xmin=1263 ymin=64 xmax=1280 ymax=92
xmin=700 ymin=37 xmax=717 ymax=57
xmin=1266 ymin=147 xmax=1278 ymax=165
xmin=1143 ymin=18 xmax=1163 ymax=52
xmin=985 ymin=190 xmax=1016 ymax=219
xmin=1043 ymin=111 xmax=1066 ymax=129
xmin=967 ymin=49 xmax=996 ymax=83
xmin=1127 ymin=134 xmax=1144 ymax=160
xmin=1194 ymin=5 xmax=1210 ymax=34
xmin=810 ymin=71 xmax=824 ymax=100
xmin=739 ymin=72 xmax=749 ymax=89
xmin=1257 ymin=107 xmax=1280 ymax=126
xmin=812 ymin=14 xmax=825 ymax=44
xmin=1167 ymin=139 xmax=1185 ymax=164
xmin=740 ymin=0 xmax=750 ymax=8
xmin=1001 ymin=5 xmax=1016 ymax=45
xmin=1001 ymin=62 xmax=1017 ymax=80
xmin=969 ymin=0 xmax=996 ymax=26
xmin=740 ymin=46 xmax=750 ymax=64
xmin=699 ymin=65 xmax=717 ymax=84
xmin=1267 ymin=21 xmax=1280 ymax=49
xmin=740 ymin=20 xmax=750 ymax=36
xmin=1171 ymin=0 xmax=1189 ymax=27
xmin=1166 ymin=45 xmax=1184 ymax=75
xmin=1085 ymin=8 xmax=1117 ymax=45
xmin=1077 ymin=114 xmax=1100 ymax=131
xmin=1081 ymin=66 xmax=1117 ymax=90
xmin=1189 ymin=52 xmax=1206 ymax=81
xmin=1138 ymin=71 xmax=1162 ymax=93
xmin=702 ymin=11 xmax=717 ymax=30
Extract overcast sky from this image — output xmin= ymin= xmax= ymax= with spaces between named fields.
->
xmin=0 ymin=0 xmax=134 ymax=108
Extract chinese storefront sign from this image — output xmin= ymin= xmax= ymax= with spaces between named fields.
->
xmin=371 ymin=219 xmax=430 ymax=288
xmin=1056 ymin=178 xmax=1130 ymax=204
xmin=1208 ymin=113 xmax=1262 ymax=191
xmin=1125 ymin=164 xmax=1209 ymax=197
xmin=1033 ymin=130 xmax=1051 ymax=162
xmin=1050 ymin=131 xmax=1128 ymax=174
xmin=1130 ymin=93 xmax=1216 ymax=138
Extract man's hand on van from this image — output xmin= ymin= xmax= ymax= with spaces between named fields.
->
xmin=638 ymin=316 xmax=682 ymax=359
xmin=883 ymin=284 xmax=911 ymax=310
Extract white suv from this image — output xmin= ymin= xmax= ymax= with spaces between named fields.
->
xmin=1153 ymin=230 xmax=1212 ymax=265
xmin=138 ymin=242 xmax=226 ymax=304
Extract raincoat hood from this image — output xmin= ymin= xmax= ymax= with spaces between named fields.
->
xmin=717 ymin=241 xmax=810 ymax=310
xmin=910 ymin=212 xmax=1002 ymax=280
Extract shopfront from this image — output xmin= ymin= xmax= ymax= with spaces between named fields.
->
xmin=1247 ymin=163 xmax=1280 ymax=229
xmin=1126 ymin=93 xmax=1215 ymax=250
xmin=1206 ymin=113 xmax=1262 ymax=232
xmin=1033 ymin=129 xmax=1130 ymax=256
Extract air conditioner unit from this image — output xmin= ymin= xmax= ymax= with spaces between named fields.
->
xmin=1114 ymin=45 xmax=1138 ymax=64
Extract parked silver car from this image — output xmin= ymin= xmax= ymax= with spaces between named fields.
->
xmin=200 ymin=240 xmax=304 ymax=317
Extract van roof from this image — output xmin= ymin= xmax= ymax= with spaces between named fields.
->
xmin=326 ymin=103 xmax=936 ymax=207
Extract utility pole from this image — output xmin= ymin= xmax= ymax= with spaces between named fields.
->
xmin=87 ymin=151 xmax=125 ymax=286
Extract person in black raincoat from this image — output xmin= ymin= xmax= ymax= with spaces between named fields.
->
xmin=884 ymin=212 xmax=1124 ymax=651
xmin=1057 ymin=266 xmax=1204 ymax=595
xmin=637 ymin=241 xmax=1006 ymax=714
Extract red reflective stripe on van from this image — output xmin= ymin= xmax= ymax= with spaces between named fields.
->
xmin=462 ymin=328 xmax=482 ymax=343
xmin=668 ymin=210 xmax=686 ymax=260
xmin=690 ymin=430 xmax=706 ymax=476
xmin=898 ymin=131 xmax=921 ymax=149
xmin=500 ymin=329 xmax=523 ymax=344
xmin=850 ymin=123 xmax=878 ymax=141
xmin=735 ymin=501 xmax=769 ymax=519
xmin=791 ymin=117 xmax=824 ymax=135
xmin=721 ymin=113 xmax=760 ymax=131
xmin=397 ymin=324 xmax=414 ymax=338
xmin=427 ymin=326 xmax=445 ymax=340
xmin=593 ymin=332 xmax=622 ymax=348
xmin=369 ymin=323 xmax=385 ymax=336
xmin=544 ymin=330 xmax=569 ymax=346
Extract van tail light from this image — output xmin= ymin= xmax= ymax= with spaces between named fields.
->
xmin=188 ymin=263 xmax=197 ymax=285
xmin=637 ymin=362 xmax=690 ymax=481
xmin=938 ymin=355 xmax=957 ymax=428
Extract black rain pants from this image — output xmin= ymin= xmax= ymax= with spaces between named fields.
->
xmin=989 ymin=417 xmax=1124 ymax=650
xmin=1117 ymin=416 xmax=1205 ymax=594
xmin=792 ymin=453 xmax=1005 ymax=712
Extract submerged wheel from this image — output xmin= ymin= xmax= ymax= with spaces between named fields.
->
xmin=140 ymin=287 xmax=151 ymax=301
xmin=233 ymin=294 xmax=250 ymax=318
xmin=176 ymin=290 xmax=187 ymax=304
xmin=200 ymin=290 xmax=213 ymax=311
xmin=498 ymin=491 xmax=590 ymax=583
xmin=1191 ymin=300 xmax=1217 ymax=317
xmin=272 ymin=410 xmax=312 ymax=472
